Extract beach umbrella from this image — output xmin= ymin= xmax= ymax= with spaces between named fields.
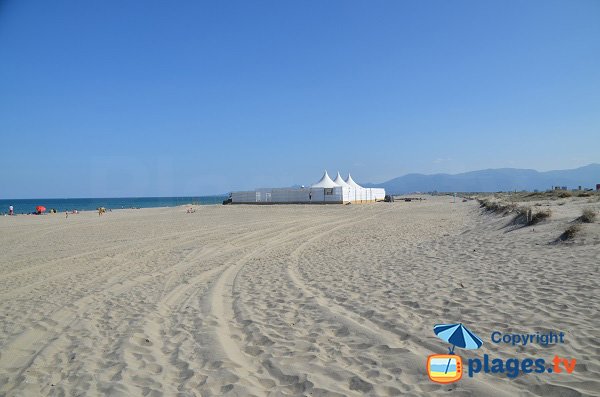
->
xmin=434 ymin=323 xmax=483 ymax=374
xmin=434 ymin=323 xmax=482 ymax=354
xmin=36 ymin=205 xmax=46 ymax=214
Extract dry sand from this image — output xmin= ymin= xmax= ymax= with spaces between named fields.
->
xmin=0 ymin=196 xmax=598 ymax=396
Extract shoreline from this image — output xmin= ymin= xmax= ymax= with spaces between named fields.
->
xmin=0 ymin=198 xmax=226 ymax=216
xmin=0 ymin=203 xmax=223 ymax=218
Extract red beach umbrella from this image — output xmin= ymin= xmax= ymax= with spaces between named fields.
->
xmin=36 ymin=205 xmax=46 ymax=214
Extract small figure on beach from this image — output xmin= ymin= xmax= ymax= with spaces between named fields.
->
xmin=8 ymin=205 xmax=13 ymax=216
xmin=65 ymin=211 xmax=68 ymax=218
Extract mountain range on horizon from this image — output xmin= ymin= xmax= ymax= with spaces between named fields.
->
xmin=364 ymin=164 xmax=600 ymax=194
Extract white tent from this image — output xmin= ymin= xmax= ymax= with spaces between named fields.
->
xmin=311 ymin=171 xmax=339 ymax=188
xmin=333 ymin=172 xmax=351 ymax=187
xmin=345 ymin=173 xmax=363 ymax=189
xmin=230 ymin=170 xmax=385 ymax=204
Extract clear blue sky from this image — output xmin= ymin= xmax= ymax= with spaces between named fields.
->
xmin=1 ymin=0 xmax=598 ymax=198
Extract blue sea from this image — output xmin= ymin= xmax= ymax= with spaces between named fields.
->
xmin=0 ymin=196 xmax=227 ymax=214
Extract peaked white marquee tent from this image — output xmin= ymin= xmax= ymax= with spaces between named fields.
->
xmin=311 ymin=171 xmax=339 ymax=188
xmin=333 ymin=172 xmax=351 ymax=188
xmin=345 ymin=173 xmax=363 ymax=189
xmin=230 ymin=171 xmax=385 ymax=204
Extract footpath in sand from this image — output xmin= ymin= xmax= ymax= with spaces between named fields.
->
xmin=0 ymin=196 xmax=598 ymax=396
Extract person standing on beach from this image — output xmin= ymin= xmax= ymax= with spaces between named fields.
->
xmin=8 ymin=205 xmax=13 ymax=215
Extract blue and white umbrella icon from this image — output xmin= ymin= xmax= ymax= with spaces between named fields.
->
xmin=434 ymin=323 xmax=482 ymax=374
xmin=434 ymin=323 xmax=483 ymax=354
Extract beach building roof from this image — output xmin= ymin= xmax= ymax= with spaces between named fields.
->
xmin=311 ymin=171 xmax=339 ymax=188
xmin=333 ymin=172 xmax=351 ymax=188
xmin=345 ymin=173 xmax=363 ymax=189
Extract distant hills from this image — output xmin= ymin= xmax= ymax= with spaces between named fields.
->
xmin=365 ymin=164 xmax=600 ymax=194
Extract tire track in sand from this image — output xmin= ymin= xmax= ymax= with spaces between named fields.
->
xmin=286 ymin=208 xmax=407 ymax=348
xmin=228 ymin=211 xmax=407 ymax=395
xmin=202 ymin=222 xmax=318 ymax=393
xmin=0 ymin=226 xmax=279 ymax=395
xmin=127 ymin=220 xmax=318 ymax=395
xmin=204 ymin=217 xmax=356 ymax=394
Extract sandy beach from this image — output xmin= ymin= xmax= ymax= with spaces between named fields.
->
xmin=1 ymin=196 xmax=599 ymax=396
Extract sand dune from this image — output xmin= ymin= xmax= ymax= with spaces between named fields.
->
xmin=0 ymin=196 xmax=598 ymax=396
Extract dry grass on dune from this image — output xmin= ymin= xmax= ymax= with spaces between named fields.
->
xmin=477 ymin=193 xmax=600 ymax=245
xmin=478 ymin=199 xmax=552 ymax=228
xmin=578 ymin=207 xmax=597 ymax=223
xmin=559 ymin=224 xmax=582 ymax=241
xmin=478 ymin=199 xmax=517 ymax=215
xmin=476 ymin=190 xmax=600 ymax=203
xmin=527 ymin=208 xmax=552 ymax=225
